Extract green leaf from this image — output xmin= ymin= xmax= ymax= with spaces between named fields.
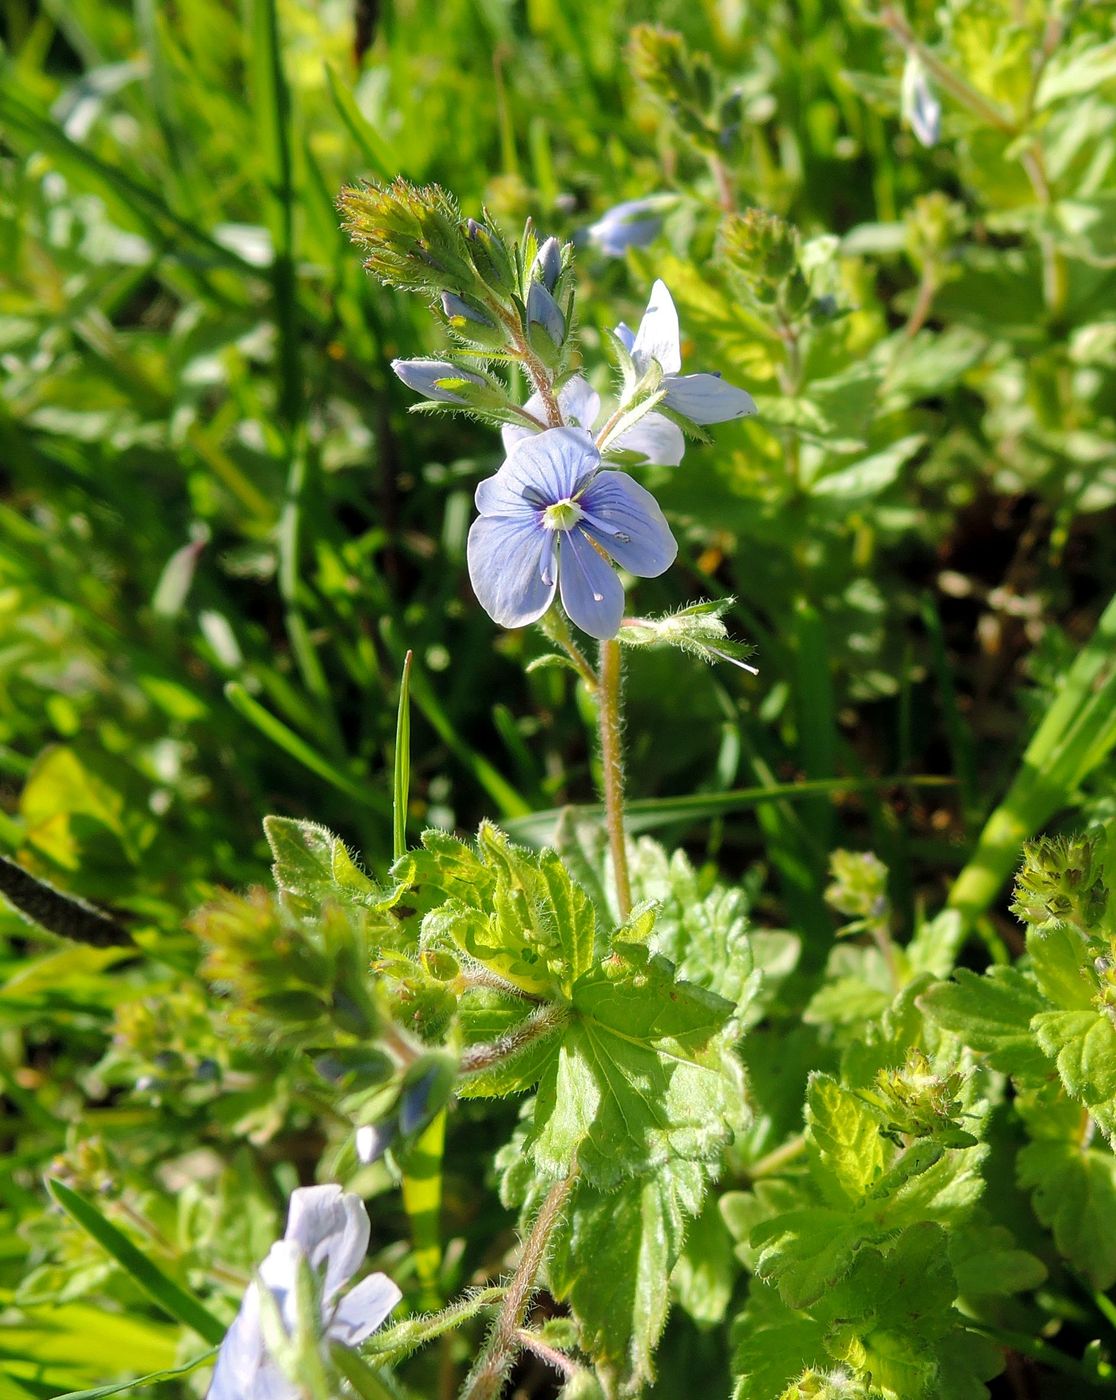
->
xmin=1028 ymin=925 xmax=1095 ymax=1011
xmin=805 ymin=1075 xmax=887 ymax=1207
xmin=948 ymin=1221 xmax=1046 ymax=1300
xmin=807 ymin=435 xmax=925 ymax=506
xmin=264 ymin=815 xmax=382 ymax=913
xmin=46 ymin=1180 xmax=227 ymax=1345
xmin=528 ymin=947 xmax=738 ymax=1185
xmin=672 ymin=1187 xmax=738 ymax=1327
xmin=1031 ymin=1009 xmax=1116 ymax=1141
xmin=1036 ymin=38 xmax=1116 ymax=107
xmin=1018 ymin=1136 xmax=1116 ymax=1288
xmin=544 ymin=1162 xmax=706 ymax=1393
xmin=919 ymin=967 xmax=1051 ymax=1077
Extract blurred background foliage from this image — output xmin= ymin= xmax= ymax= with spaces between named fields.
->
xmin=1 ymin=0 xmax=1115 ymax=1392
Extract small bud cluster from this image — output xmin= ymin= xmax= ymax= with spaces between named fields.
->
xmin=617 ymin=599 xmax=756 ymax=672
xmin=778 ymin=1368 xmax=875 ymax=1400
xmin=629 ymin=24 xmax=742 ymax=160
xmin=339 ymin=179 xmax=576 ymax=422
xmin=870 ymin=1049 xmax=976 ymax=1148
xmin=1010 ymin=832 xmax=1107 ymax=937
xmin=719 ymin=208 xmax=822 ymax=322
xmin=824 ymin=849 xmax=890 ymax=936
xmin=904 ymin=191 xmax=967 ymax=286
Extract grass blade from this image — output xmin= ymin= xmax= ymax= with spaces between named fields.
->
xmin=46 ymin=1180 xmax=227 ymax=1345
xmin=224 ymin=682 xmax=388 ymax=813
xmin=394 ymin=650 xmax=413 ymax=860
xmin=503 ymin=775 xmax=956 ymax=846
xmin=48 ymin=1350 xmax=218 ymax=1400
xmin=948 ymin=591 xmax=1116 ymax=938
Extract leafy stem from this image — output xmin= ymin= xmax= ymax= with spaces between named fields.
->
xmin=459 ymin=1171 xmax=578 ymax=1400
xmin=599 ymin=638 xmax=633 ymax=919
xmin=458 ymin=1003 xmax=569 ymax=1075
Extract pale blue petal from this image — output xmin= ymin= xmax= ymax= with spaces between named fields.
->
xmin=585 ymin=199 xmax=664 ymax=256
xmin=663 ymin=373 xmax=756 ymax=424
xmin=207 ymin=1284 xmax=269 ymax=1399
xmin=468 ymin=515 xmax=557 ymax=628
xmin=328 ymin=1274 xmax=402 ymax=1346
xmin=501 ymin=379 xmax=600 ymax=452
xmin=558 ymin=531 xmax=625 ymax=639
xmin=611 ymin=410 xmax=685 ymax=466
xmin=578 ymin=473 xmax=678 ymax=578
xmin=284 ymin=1186 xmax=368 ymax=1303
xmin=477 ymin=427 xmax=599 ymax=517
xmin=615 ymin=322 xmax=636 ymax=353
xmin=631 ymin=279 xmax=681 ymax=375
xmin=526 ymin=281 xmax=565 ymax=344
xmin=391 ymin=359 xmax=485 ymax=403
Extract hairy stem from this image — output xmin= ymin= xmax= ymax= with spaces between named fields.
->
xmin=458 ymin=1004 xmax=568 ymax=1076
xmin=539 ymin=607 xmax=599 ymax=691
xmin=598 ymin=639 xmax=633 ymax=919
xmin=514 ymin=1328 xmax=578 ymax=1380
xmin=459 ymin=1173 xmax=577 ymax=1400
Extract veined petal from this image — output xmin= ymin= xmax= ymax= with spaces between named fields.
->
xmin=328 ymin=1273 xmax=403 ymax=1346
xmin=558 ymin=531 xmax=625 ymax=639
xmin=631 ymin=279 xmax=681 ymax=375
xmin=578 ymin=472 xmax=678 ymax=578
xmin=477 ymin=427 xmax=600 ymax=517
xmin=611 ymin=410 xmax=685 ymax=466
xmin=501 ymin=378 xmax=601 ymax=452
xmin=663 ymin=372 xmax=756 ymax=424
xmin=285 ymin=1186 xmax=368 ymax=1303
xmin=468 ymin=515 xmax=558 ymax=628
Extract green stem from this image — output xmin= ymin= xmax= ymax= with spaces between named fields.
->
xmin=878 ymin=4 xmax=1016 ymax=133
xmin=459 ymin=1173 xmax=577 ymax=1400
xmin=970 ymin=1321 xmax=1110 ymax=1387
xmin=539 ymin=607 xmax=598 ymax=691
xmin=598 ymin=639 xmax=633 ymax=919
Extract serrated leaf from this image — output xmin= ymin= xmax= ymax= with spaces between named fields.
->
xmin=948 ymin=1222 xmax=1046 ymax=1300
xmin=1031 ymin=1008 xmax=1116 ymax=1141
xmin=545 ymin=1162 xmax=706 ymax=1393
xmin=919 ymin=967 xmax=1051 ymax=1077
xmin=1018 ymin=1136 xmax=1116 ymax=1288
xmin=751 ymin=1207 xmax=864 ymax=1308
xmin=806 ymin=1075 xmax=887 ymax=1207
xmin=264 ymin=815 xmax=381 ymax=913
xmin=1028 ymin=925 xmax=1094 ymax=1011
xmin=528 ymin=979 xmax=737 ymax=1186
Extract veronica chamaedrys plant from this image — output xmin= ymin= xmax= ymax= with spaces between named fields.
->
xmin=618 ymin=279 xmax=757 ymax=425
xmin=466 ymin=426 xmax=677 ymax=639
xmin=207 ymin=1185 xmax=400 ymax=1399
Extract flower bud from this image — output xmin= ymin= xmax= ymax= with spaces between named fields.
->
xmin=466 ymin=217 xmax=518 ymax=298
xmin=531 ymin=235 xmax=563 ymax=291
xmin=391 ymin=358 xmax=489 ymax=404
xmin=526 ymin=280 xmax=566 ymax=347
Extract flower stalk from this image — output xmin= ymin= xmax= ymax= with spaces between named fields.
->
xmin=459 ymin=1172 xmax=577 ymax=1400
xmin=598 ymin=639 xmax=633 ymax=920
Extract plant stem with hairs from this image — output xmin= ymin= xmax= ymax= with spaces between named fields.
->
xmin=459 ymin=1172 xmax=577 ymax=1400
xmin=598 ymin=639 xmax=633 ymax=919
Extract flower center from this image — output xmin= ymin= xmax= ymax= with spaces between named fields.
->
xmin=542 ymin=498 xmax=583 ymax=531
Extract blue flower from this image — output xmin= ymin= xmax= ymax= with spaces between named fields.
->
xmin=617 ymin=280 xmax=757 ymax=424
xmin=584 ymin=195 xmax=675 ymax=257
xmin=207 ymin=1185 xmax=400 ymax=1400
xmin=467 ymin=427 xmax=677 ymax=640
xmin=501 ymin=376 xmax=685 ymax=467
